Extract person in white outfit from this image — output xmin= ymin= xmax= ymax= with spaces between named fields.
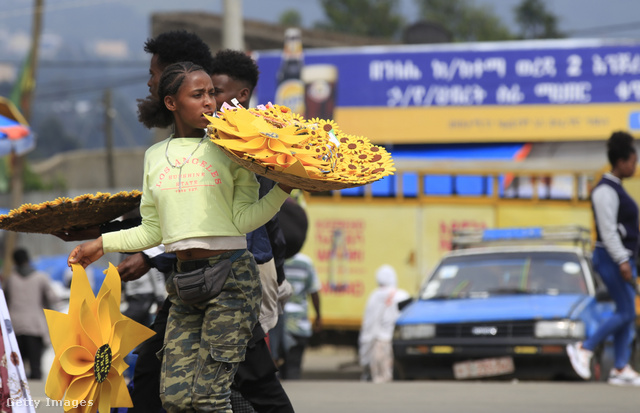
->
xmin=359 ymin=264 xmax=410 ymax=383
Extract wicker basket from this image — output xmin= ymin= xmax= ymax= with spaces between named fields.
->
xmin=0 ymin=190 xmax=142 ymax=234
xmin=218 ymin=146 xmax=367 ymax=192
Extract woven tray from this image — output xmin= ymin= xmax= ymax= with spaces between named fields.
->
xmin=219 ymin=147 xmax=365 ymax=192
xmin=0 ymin=190 xmax=142 ymax=234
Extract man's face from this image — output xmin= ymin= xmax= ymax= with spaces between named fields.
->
xmin=211 ymin=74 xmax=249 ymax=108
xmin=147 ymin=54 xmax=164 ymax=99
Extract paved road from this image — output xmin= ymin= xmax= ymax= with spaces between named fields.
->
xmin=25 ymin=346 xmax=638 ymax=412
xmin=283 ymin=380 xmax=638 ymax=413
xmin=25 ymin=378 xmax=639 ymax=413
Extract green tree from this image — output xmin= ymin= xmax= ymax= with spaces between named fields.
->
xmin=415 ymin=0 xmax=514 ymax=42
xmin=514 ymin=0 xmax=563 ymax=39
xmin=279 ymin=9 xmax=302 ymax=28
xmin=315 ymin=0 xmax=405 ymax=39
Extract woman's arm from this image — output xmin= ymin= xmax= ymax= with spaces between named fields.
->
xmin=230 ymin=167 xmax=291 ymax=234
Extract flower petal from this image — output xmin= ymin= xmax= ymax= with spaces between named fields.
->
xmin=84 ymin=382 xmax=100 ymax=413
xmin=110 ymin=318 xmax=155 ymax=358
xmin=260 ymin=153 xmax=296 ymax=167
xmin=64 ymin=372 xmax=95 ymax=409
xmin=111 ymin=356 xmax=129 ymax=376
xmin=98 ymin=291 xmax=124 ymax=344
xmin=67 ymin=264 xmax=97 ymax=319
xmin=267 ymin=138 xmax=293 ymax=155
xmin=78 ymin=300 xmax=100 ymax=354
xmin=98 ymin=380 xmax=112 ymax=413
xmin=239 ymin=137 xmax=270 ymax=150
xmin=44 ymin=358 xmax=73 ymax=401
xmin=97 ymin=292 xmax=113 ymax=344
xmin=220 ymin=137 xmax=266 ymax=152
xmin=44 ymin=310 xmax=76 ymax=356
xmin=107 ymin=371 xmax=133 ymax=407
xmin=59 ymin=345 xmax=94 ymax=376
xmin=97 ymin=263 xmax=121 ymax=307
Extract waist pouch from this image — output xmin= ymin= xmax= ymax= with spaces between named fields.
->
xmin=173 ymin=249 xmax=245 ymax=305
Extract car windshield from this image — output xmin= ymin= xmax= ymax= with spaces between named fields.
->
xmin=420 ymin=251 xmax=588 ymax=300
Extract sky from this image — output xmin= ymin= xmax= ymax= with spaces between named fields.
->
xmin=138 ymin=0 xmax=640 ymax=40
xmin=3 ymin=0 xmax=640 ymax=41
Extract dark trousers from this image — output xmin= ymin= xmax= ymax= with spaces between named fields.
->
xmin=231 ymin=332 xmax=295 ymax=413
xmin=128 ymin=298 xmax=169 ymax=413
xmin=123 ymin=293 xmax=156 ymax=327
xmin=16 ymin=335 xmax=43 ymax=380
xmin=280 ymin=335 xmax=308 ymax=381
xmin=127 ymin=298 xmax=294 ymax=413
xmin=584 ymin=247 xmax=637 ymax=369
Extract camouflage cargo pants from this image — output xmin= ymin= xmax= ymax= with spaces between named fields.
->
xmin=160 ymin=250 xmax=262 ymax=412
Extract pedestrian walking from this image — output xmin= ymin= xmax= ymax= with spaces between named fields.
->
xmin=359 ymin=264 xmax=410 ymax=383
xmin=567 ymin=131 xmax=640 ymax=385
xmin=273 ymin=253 xmax=321 ymax=380
xmin=4 ymin=248 xmax=61 ymax=380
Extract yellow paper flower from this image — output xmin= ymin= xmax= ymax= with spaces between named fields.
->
xmin=206 ymin=110 xmax=329 ymax=172
xmin=44 ymin=264 xmax=155 ymax=412
xmin=206 ymin=104 xmax=395 ymax=187
xmin=308 ymin=118 xmax=341 ymax=136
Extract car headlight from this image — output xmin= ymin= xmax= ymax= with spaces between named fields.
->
xmin=535 ymin=320 xmax=585 ymax=339
xmin=396 ymin=324 xmax=436 ymax=340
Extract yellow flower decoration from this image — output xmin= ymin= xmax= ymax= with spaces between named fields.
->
xmin=206 ymin=103 xmax=395 ymax=187
xmin=44 ymin=264 xmax=155 ymax=412
xmin=206 ymin=109 xmax=330 ymax=175
xmin=337 ymin=135 xmax=367 ymax=157
xmin=308 ymin=118 xmax=341 ymax=136
xmin=250 ymin=104 xmax=305 ymax=127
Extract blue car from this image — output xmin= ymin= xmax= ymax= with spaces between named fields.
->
xmin=393 ymin=227 xmax=616 ymax=381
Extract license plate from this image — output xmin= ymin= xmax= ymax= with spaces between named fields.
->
xmin=453 ymin=356 xmax=515 ymax=379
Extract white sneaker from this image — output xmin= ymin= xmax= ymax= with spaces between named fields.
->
xmin=608 ymin=365 xmax=640 ymax=386
xmin=566 ymin=341 xmax=592 ymax=380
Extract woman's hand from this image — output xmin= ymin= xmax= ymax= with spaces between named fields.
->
xmin=68 ymin=237 xmax=104 ymax=268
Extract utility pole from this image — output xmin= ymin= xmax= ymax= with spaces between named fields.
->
xmin=223 ymin=0 xmax=245 ymax=50
xmin=104 ymin=88 xmax=115 ymax=188
xmin=2 ymin=0 xmax=44 ymax=280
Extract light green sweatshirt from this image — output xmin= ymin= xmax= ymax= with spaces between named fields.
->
xmin=103 ymin=136 xmax=289 ymax=253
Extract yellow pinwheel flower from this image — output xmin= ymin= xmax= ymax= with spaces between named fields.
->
xmin=207 ymin=110 xmax=331 ymax=172
xmin=205 ymin=104 xmax=396 ymax=187
xmin=44 ymin=264 xmax=155 ymax=412
xmin=208 ymin=112 xmax=306 ymax=150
